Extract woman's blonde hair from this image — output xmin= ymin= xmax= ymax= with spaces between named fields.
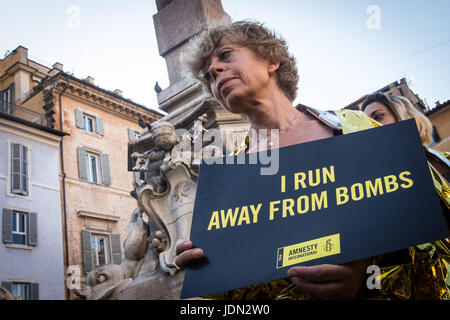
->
xmin=181 ymin=20 xmax=299 ymax=102
xmin=362 ymin=92 xmax=433 ymax=145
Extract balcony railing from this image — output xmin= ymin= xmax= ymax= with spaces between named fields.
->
xmin=0 ymin=101 xmax=50 ymax=127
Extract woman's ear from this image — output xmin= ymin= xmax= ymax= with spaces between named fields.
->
xmin=268 ymin=60 xmax=280 ymax=74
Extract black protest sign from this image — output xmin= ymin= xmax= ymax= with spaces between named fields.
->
xmin=181 ymin=119 xmax=449 ymax=299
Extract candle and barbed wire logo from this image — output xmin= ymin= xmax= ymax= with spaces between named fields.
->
xmin=324 ymin=238 xmax=334 ymax=252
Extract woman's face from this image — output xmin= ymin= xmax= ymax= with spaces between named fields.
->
xmin=205 ymin=37 xmax=276 ymax=113
xmin=364 ymin=102 xmax=397 ymax=125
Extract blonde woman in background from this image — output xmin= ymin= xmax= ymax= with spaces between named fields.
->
xmin=362 ymin=92 xmax=449 ymax=180
xmin=362 ymin=92 xmax=450 ymax=300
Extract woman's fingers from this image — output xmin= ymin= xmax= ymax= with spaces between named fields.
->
xmin=176 ymin=240 xmax=193 ymax=255
xmin=288 ymin=264 xmax=346 ymax=283
xmin=287 ymin=260 xmax=369 ymax=299
xmin=175 ymin=241 xmax=204 ymax=270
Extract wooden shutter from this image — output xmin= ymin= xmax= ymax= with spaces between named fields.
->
xmin=109 ymin=234 xmax=122 ymax=265
xmin=11 ymin=143 xmax=22 ymax=194
xmin=9 ymin=82 xmax=15 ymax=107
xmin=21 ymin=145 xmax=28 ymax=196
xmin=0 ymin=90 xmax=4 ymax=113
xmin=96 ymin=117 xmax=104 ymax=136
xmin=28 ymin=283 xmax=39 ymax=300
xmin=75 ymin=109 xmax=84 ymax=128
xmin=10 ymin=143 xmax=27 ymax=196
xmin=2 ymin=208 xmax=13 ymax=243
xmin=100 ymin=153 xmax=111 ymax=185
xmin=77 ymin=147 xmax=87 ymax=180
xmin=128 ymin=128 xmax=135 ymax=142
xmin=134 ymin=171 xmax=141 ymax=183
xmin=27 ymin=212 xmax=38 ymax=246
xmin=81 ymin=230 xmax=94 ymax=273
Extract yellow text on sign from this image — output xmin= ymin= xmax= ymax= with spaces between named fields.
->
xmin=276 ymin=234 xmax=341 ymax=269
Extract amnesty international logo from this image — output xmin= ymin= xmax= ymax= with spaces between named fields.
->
xmin=276 ymin=234 xmax=341 ymax=269
xmin=324 ymin=238 xmax=334 ymax=252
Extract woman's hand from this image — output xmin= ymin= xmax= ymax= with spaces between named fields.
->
xmin=174 ymin=240 xmax=204 ymax=270
xmin=287 ymin=258 xmax=370 ymax=299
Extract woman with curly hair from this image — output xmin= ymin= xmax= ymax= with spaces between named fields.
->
xmin=175 ymin=20 xmax=375 ymax=300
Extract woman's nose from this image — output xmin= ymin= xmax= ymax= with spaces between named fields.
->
xmin=207 ymin=57 xmax=226 ymax=80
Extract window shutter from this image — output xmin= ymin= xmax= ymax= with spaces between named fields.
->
xmin=134 ymin=171 xmax=142 ymax=183
xmin=77 ymin=147 xmax=87 ymax=180
xmin=27 ymin=212 xmax=38 ymax=246
xmin=128 ymin=128 xmax=135 ymax=142
xmin=100 ymin=153 xmax=111 ymax=185
xmin=21 ymin=145 xmax=28 ymax=196
xmin=28 ymin=283 xmax=39 ymax=300
xmin=1 ymin=282 xmax=12 ymax=296
xmin=81 ymin=230 xmax=94 ymax=273
xmin=11 ymin=143 xmax=22 ymax=194
xmin=9 ymin=82 xmax=15 ymax=106
xmin=75 ymin=109 xmax=84 ymax=129
xmin=109 ymin=234 xmax=122 ymax=265
xmin=2 ymin=208 xmax=13 ymax=244
xmin=96 ymin=117 xmax=104 ymax=136
xmin=0 ymin=90 xmax=4 ymax=113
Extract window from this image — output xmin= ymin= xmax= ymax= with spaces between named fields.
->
xmin=1 ymin=282 xmax=39 ymax=300
xmin=2 ymin=209 xmax=37 ymax=246
xmin=128 ymin=128 xmax=141 ymax=142
xmin=81 ymin=230 xmax=121 ymax=273
xmin=82 ymin=114 xmax=95 ymax=133
xmin=12 ymin=283 xmax=29 ymax=300
xmin=85 ymin=152 xmax=100 ymax=183
xmin=1 ymin=83 xmax=14 ymax=114
xmin=90 ymin=234 xmax=111 ymax=267
xmin=10 ymin=143 xmax=28 ymax=196
xmin=75 ymin=109 xmax=104 ymax=135
xmin=77 ymin=147 xmax=111 ymax=185
xmin=12 ymin=211 xmax=27 ymax=245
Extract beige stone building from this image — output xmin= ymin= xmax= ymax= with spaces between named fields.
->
xmin=427 ymin=100 xmax=450 ymax=152
xmin=1 ymin=46 xmax=163 ymax=299
xmin=343 ymin=78 xmax=428 ymax=113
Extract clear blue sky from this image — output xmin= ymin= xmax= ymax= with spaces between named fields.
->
xmin=1 ymin=0 xmax=449 ymax=112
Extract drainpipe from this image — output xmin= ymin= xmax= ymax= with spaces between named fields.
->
xmin=58 ymin=73 xmax=70 ymax=299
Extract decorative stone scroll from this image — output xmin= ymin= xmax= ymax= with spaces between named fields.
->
xmin=80 ymin=114 xmax=214 ymax=299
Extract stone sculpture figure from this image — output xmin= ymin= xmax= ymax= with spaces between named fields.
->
xmin=0 ymin=287 xmax=18 ymax=300
xmin=83 ymin=115 xmax=212 ymax=299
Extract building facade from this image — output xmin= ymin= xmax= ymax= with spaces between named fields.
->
xmin=427 ymin=100 xmax=450 ymax=152
xmin=1 ymin=46 xmax=163 ymax=299
xmin=0 ymin=112 xmax=66 ymax=300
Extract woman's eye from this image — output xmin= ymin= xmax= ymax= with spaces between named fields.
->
xmin=219 ymin=50 xmax=231 ymax=60
xmin=374 ymin=114 xmax=384 ymax=121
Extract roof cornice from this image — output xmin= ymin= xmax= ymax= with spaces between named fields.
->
xmin=51 ymin=73 xmax=163 ymax=123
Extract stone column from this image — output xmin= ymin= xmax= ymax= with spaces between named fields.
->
xmin=153 ymin=0 xmax=230 ymax=88
xmin=153 ymin=0 xmax=249 ymax=153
